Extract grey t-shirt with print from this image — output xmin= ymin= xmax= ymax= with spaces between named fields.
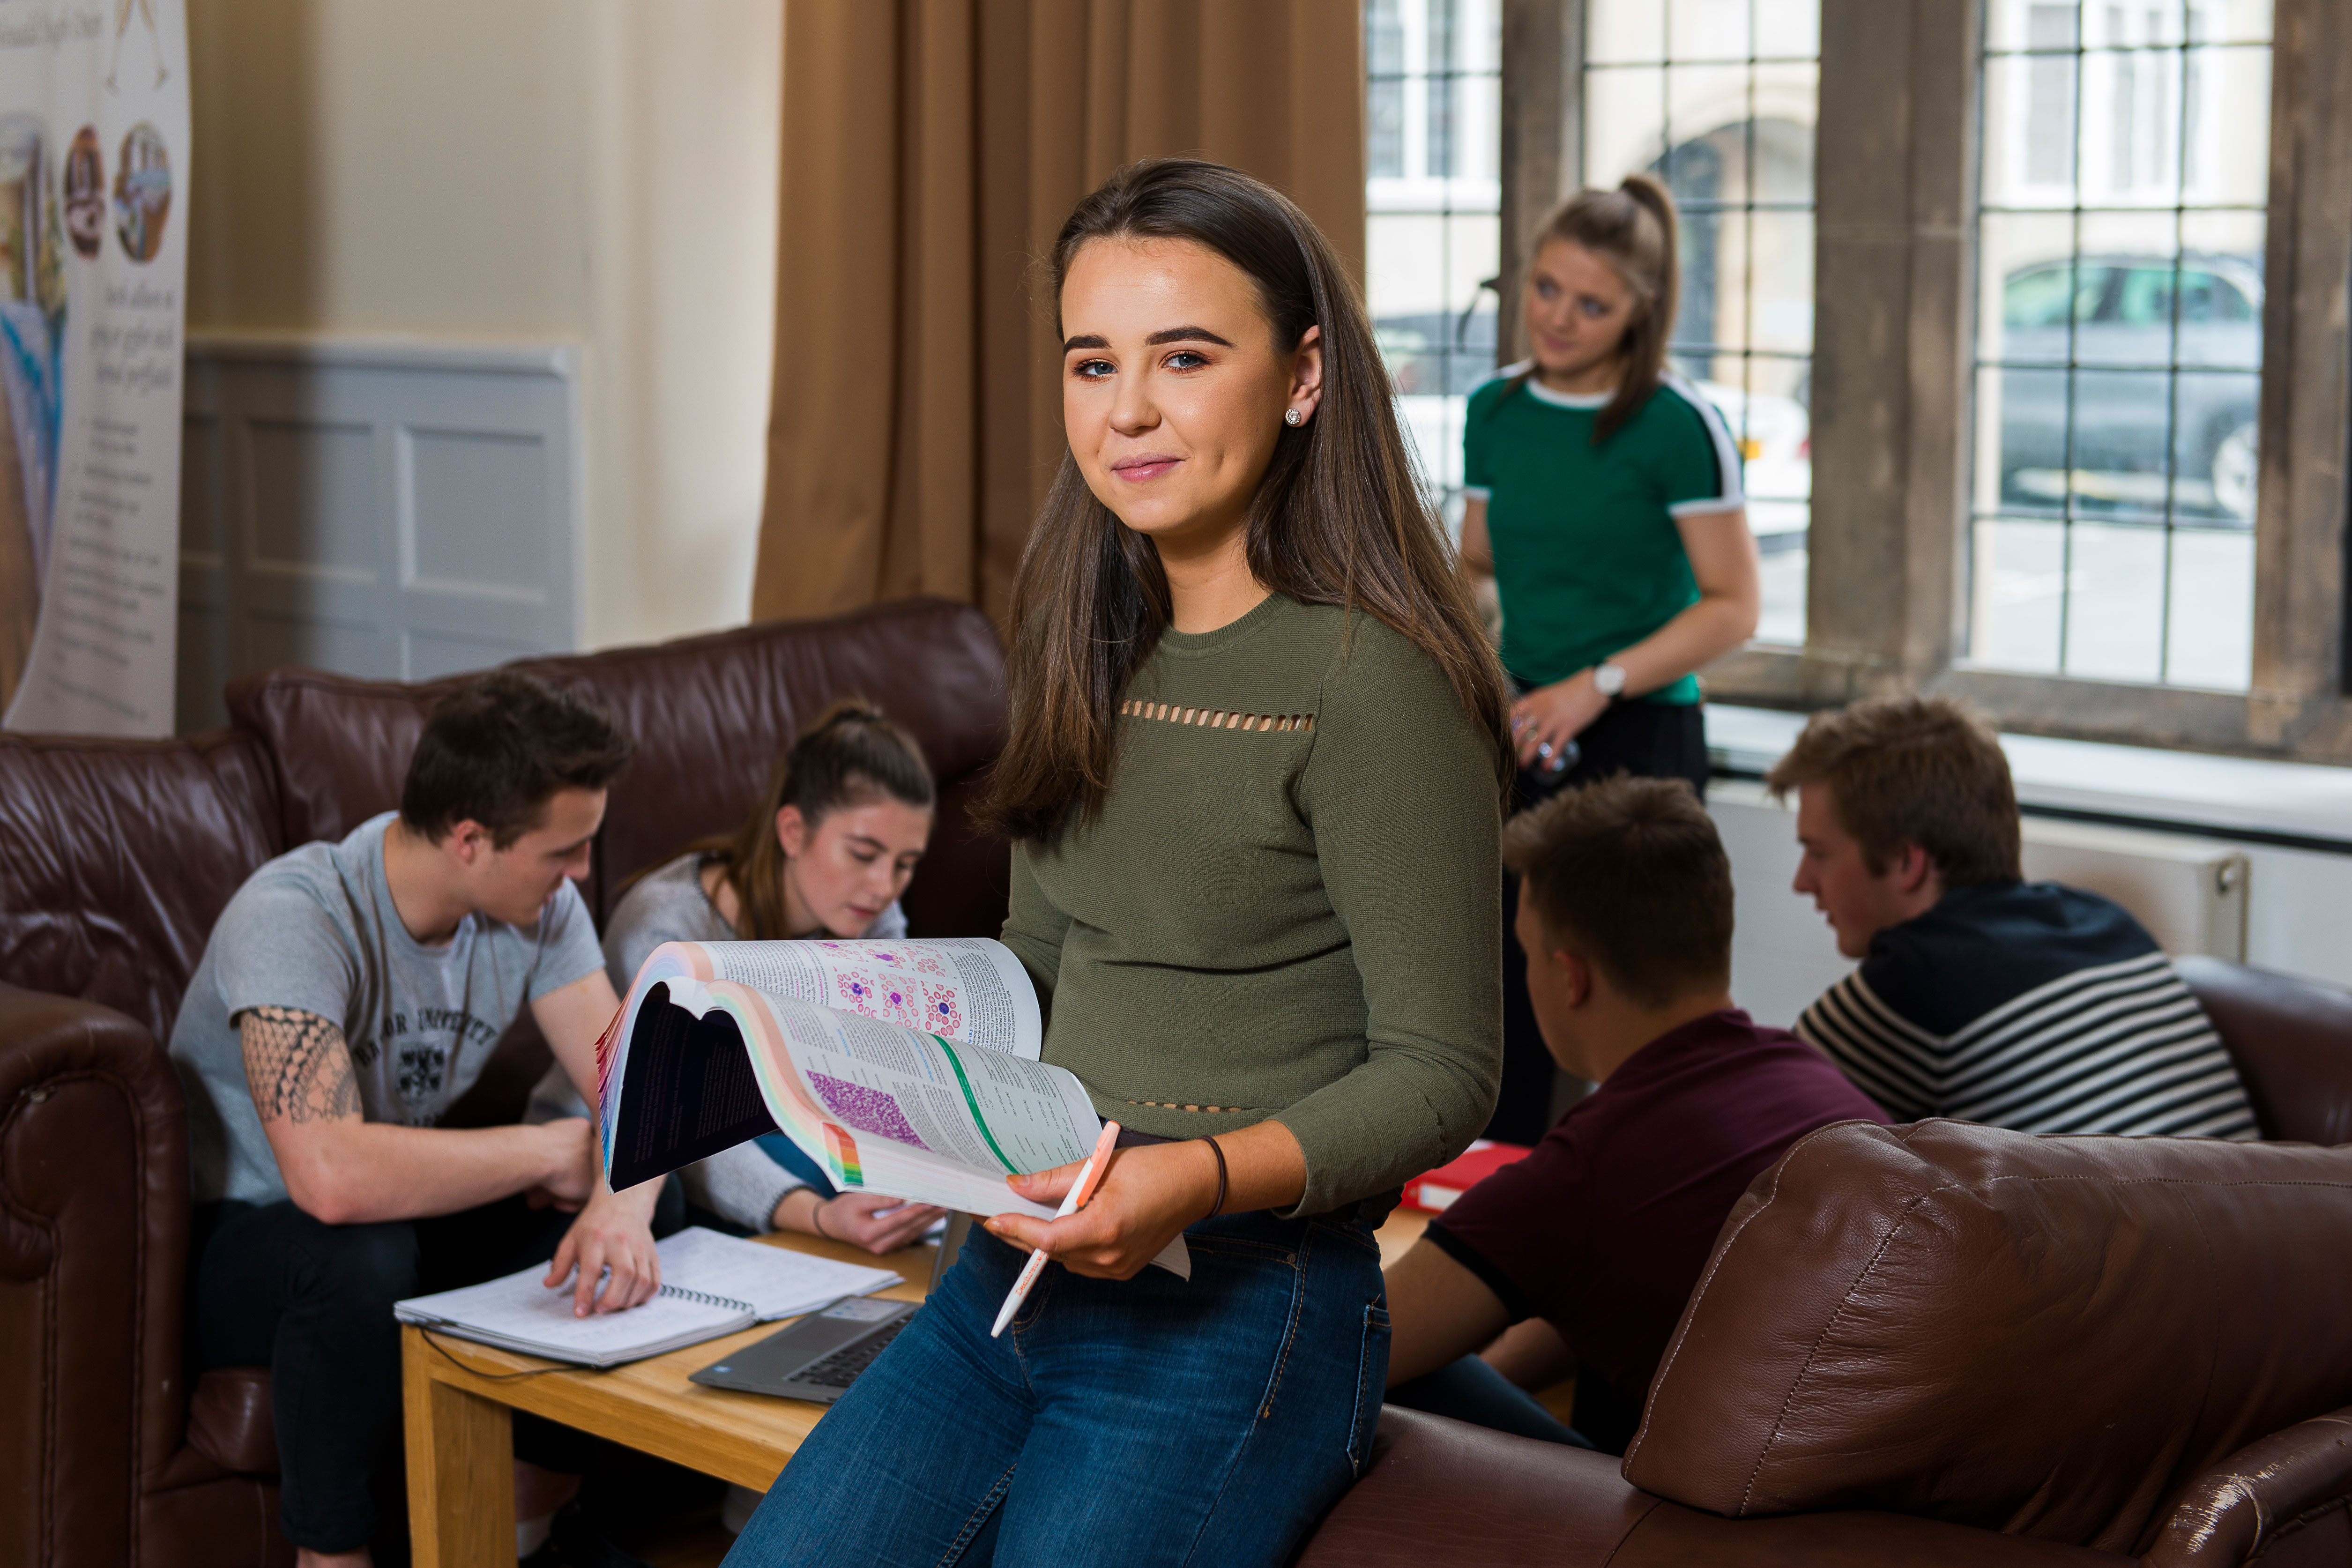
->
xmin=169 ymin=811 xmax=607 ymax=1206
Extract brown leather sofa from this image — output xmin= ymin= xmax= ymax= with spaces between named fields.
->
xmin=1303 ymin=957 xmax=2352 ymax=1568
xmin=0 ymin=598 xmax=1010 ymax=1568
xmin=7 ymin=591 xmax=2351 ymax=1568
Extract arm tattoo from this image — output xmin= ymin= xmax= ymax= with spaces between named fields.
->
xmin=240 ymin=1006 xmax=363 ymax=1124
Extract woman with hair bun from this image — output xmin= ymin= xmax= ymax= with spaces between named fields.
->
xmin=1457 ymin=174 xmax=1763 ymax=1146
xmin=529 ymin=699 xmax=946 ymax=1256
xmin=726 ymin=158 xmax=1508 ymax=1567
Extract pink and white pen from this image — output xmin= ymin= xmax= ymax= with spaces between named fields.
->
xmin=990 ymin=1120 xmax=1120 ymax=1338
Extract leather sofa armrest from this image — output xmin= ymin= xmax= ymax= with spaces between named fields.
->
xmin=0 ymin=982 xmax=172 ymax=1279
xmin=187 ymin=1367 xmax=279 ymax=1476
xmin=0 ymin=980 xmax=155 ymax=1072
xmin=2144 ymin=1406 xmax=2352 ymax=1565
xmin=1 ymin=977 xmax=218 ymax=1568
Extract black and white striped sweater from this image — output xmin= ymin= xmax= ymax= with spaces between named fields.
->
xmin=1795 ymin=881 xmax=2258 ymax=1139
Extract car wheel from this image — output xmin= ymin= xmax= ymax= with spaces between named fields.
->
xmin=2209 ymin=421 xmax=2258 ymax=523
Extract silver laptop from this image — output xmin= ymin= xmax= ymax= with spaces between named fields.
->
xmin=688 ymin=1297 xmax=919 ymax=1404
xmin=686 ymin=1214 xmax=969 ymax=1404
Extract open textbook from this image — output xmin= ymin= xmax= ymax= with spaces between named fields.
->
xmin=596 ymin=936 xmax=1189 ymax=1278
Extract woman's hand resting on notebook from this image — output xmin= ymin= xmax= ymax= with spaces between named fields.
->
xmin=777 ymin=1189 xmax=945 ymax=1255
xmin=985 ymin=1122 xmax=1310 ymax=1280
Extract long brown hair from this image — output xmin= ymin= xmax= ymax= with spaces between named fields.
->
xmin=1508 ymin=174 xmax=1681 ymax=443
xmin=981 ymin=158 xmax=1509 ymax=842
xmin=691 ymin=698 xmax=935 ymax=939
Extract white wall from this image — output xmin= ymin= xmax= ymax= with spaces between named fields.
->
xmin=185 ymin=0 xmax=779 ymax=654
xmin=1712 ymin=786 xmax=1851 ymax=1030
xmin=2235 ymin=842 xmax=2352 ymax=991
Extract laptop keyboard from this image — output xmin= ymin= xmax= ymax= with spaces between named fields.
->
xmin=797 ymin=1320 xmax=908 ymax=1389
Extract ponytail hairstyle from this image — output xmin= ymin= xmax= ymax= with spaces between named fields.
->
xmin=981 ymin=157 xmax=1511 ymax=843
xmin=1510 ymin=173 xmax=1681 ymax=444
xmin=691 ymin=698 xmax=936 ymax=940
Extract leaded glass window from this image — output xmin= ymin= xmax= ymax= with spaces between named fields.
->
xmin=1971 ymin=0 xmax=2272 ymax=689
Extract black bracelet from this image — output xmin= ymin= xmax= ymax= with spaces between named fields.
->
xmin=1201 ymin=1136 xmax=1228 ymax=1221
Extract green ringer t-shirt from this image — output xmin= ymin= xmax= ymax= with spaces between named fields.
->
xmin=1464 ymin=366 xmax=1744 ymax=703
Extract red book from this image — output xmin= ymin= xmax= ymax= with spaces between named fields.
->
xmin=1399 ymin=1139 xmax=1533 ymax=1215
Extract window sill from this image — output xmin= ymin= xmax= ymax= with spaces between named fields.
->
xmin=1706 ymin=704 xmax=2352 ymax=853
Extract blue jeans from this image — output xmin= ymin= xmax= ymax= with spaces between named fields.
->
xmin=724 ymin=1206 xmax=1392 ymax=1568
xmin=1387 ymin=1352 xmax=1593 ymax=1448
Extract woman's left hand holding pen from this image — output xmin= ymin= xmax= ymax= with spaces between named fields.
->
xmin=985 ymin=1120 xmax=1310 ymax=1280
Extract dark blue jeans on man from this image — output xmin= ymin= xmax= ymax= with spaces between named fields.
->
xmin=1388 ymin=1352 xmax=1593 ymax=1448
xmin=192 ymin=1182 xmax=684 ymax=1554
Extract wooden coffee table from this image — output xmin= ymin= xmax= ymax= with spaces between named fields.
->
xmin=402 ymin=1212 xmax=1435 ymax=1567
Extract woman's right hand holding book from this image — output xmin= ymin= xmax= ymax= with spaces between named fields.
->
xmin=985 ymin=1121 xmax=1308 ymax=1280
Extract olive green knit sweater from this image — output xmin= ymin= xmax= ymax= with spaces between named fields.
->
xmin=1001 ymin=592 xmax=1503 ymax=1216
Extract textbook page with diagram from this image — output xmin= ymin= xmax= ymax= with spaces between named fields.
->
xmin=596 ymin=937 xmax=1188 ymax=1278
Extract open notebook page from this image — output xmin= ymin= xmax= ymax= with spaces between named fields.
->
xmin=394 ymin=1265 xmax=747 ymax=1364
xmin=653 ymin=1226 xmax=902 ymax=1320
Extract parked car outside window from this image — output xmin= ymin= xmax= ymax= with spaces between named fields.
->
xmin=1995 ymin=253 xmax=2261 ymax=525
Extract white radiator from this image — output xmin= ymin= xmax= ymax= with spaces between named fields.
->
xmin=2014 ymin=816 xmax=2248 ymax=962
xmin=1710 ymin=780 xmax=2250 ymax=1029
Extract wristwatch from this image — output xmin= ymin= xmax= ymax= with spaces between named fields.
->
xmin=1592 ymin=660 xmax=1629 ymax=699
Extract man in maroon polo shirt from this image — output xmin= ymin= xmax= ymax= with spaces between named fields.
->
xmin=1384 ymin=775 xmax=1886 ymax=1454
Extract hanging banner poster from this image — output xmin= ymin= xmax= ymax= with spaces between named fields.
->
xmin=0 ymin=0 xmax=186 ymax=735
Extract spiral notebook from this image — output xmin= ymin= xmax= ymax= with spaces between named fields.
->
xmin=393 ymin=1226 xmax=903 ymax=1369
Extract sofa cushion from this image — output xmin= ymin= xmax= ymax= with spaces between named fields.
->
xmin=1298 ymin=1406 xmax=1655 ymax=1567
xmin=223 ymin=669 xmax=450 ymax=858
xmin=2179 ymin=956 xmax=2352 ymax=1146
xmin=1297 ymin=1408 xmax=2126 ymax=1568
xmin=0 ymin=730 xmax=279 ymax=1042
xmin=186 ymin=1367 xmax=277 ymax=1476
xmin=1623 ymin=1120 xmax=2352 ymax=1556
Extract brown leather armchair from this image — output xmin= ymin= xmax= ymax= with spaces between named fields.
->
xmin=0 ymin=600 xmax=1010 ymax=1568
xmin=1302 ymin=962 xmax=2352 ymax=1568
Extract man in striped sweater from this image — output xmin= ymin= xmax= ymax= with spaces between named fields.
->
xmin=1770 ymin=696 xmax=2257 ymax=1139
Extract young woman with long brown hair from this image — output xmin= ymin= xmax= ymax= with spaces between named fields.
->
xmin=1457 ymin=175 xmax=1764 ymax=1146
xmin=725 ymin=159 xmax=1508 ymax=1567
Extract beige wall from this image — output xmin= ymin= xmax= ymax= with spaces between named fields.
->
xmin=186 ymin=0 xmax=780 ymax=649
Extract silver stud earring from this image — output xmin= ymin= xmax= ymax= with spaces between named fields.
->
xmin=1284 ymin=408 xmax=1303 ymax=426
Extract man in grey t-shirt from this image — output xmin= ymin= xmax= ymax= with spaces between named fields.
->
xmin=172 ymin=810 xmax=610 ymax=1207
xmin=170 ymin=673 xmax=662 ymax=1567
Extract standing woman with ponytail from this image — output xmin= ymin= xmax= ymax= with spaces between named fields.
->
xmin=726 ymin=159 xmax=1508 ymax=1568
xmin=1463 ymin=175 xmax=1759 ymax=798
xmin=1458 ymin=174 xmax=1761 ymax=1145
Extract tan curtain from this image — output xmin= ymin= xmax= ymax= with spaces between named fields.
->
xmin=751 ymin=0 xmax=1367 ymax=627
